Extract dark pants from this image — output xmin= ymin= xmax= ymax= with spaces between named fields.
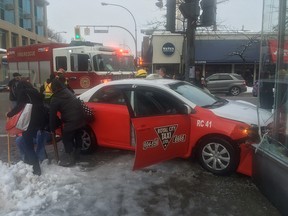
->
xmin=22 ymin=128 xmax=40 ymax=172
xmin=62 ymin=128 xmax=83 ymax=153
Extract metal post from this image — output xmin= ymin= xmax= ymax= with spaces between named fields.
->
xmin=185 ymin=18 xmax=197 ymax=82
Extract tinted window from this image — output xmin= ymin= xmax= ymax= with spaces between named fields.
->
xmin=219 ymin=75 xmax=233 ymax=80
xmin=131 ymin=89 xmax=181 ymax=117
xmin=55 ymin=56 xmax=67 ymax=71
xmin=208 ymin=74 xmax=219 ymax=80
xmin=70 ymin=54 xmax=89 ymax=71
xmin=233 ymin=74 xmax=245 ymax=80
xmin=89 ymin=86 xmax=126 ymax=105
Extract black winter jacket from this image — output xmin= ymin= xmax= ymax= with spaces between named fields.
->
xmin=7 ymin=87 xmax=47 ymax=130
xmin=49 ymin=88 xmax=86 ymax=132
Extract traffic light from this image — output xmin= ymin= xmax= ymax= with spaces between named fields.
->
xmin=179 ymin=0 xmax=200 ymax=20
xmin=200 ymin=0 xmax=216 ymax=26
xmin=166 ymin=0 xmax=176 ymax=32
xmin=74 ymin=26 xmax=81 ymax=40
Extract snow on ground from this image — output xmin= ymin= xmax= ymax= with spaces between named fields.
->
xmin=0 ymin=154 xmax=200 ymax=216
xmin=247 ymin=87 xmax=253 ymax=93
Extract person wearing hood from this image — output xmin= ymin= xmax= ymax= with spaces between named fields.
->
xmin=7 ymin=72 xmax=22 ymax=108
xmin=6 ymin=80 xmax=47 ymax=175
xmin=49 ymin=79 xmax=86 ymax=167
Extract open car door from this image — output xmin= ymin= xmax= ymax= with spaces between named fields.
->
xmin=132 ymin=114 xmax=190 ymax=170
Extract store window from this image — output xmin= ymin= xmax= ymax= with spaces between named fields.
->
xmin=258 ymin=0 xmax=288 ymax=164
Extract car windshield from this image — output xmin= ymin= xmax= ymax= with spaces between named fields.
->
xmin=93 ymin=54 xmax=135 ymax=72
xmin=168 ymin=81 xmax=227 ymax=108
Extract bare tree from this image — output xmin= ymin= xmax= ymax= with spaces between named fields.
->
xmin=228 ymin=34 xmax=260 ymax=63
xmin=47 ymin=27 xmax=66 ymax=43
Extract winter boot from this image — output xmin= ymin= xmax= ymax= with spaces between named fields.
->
xmin=73 ymin=148 xmax=81 ymax=161
xmin=33 ymin=162 xmax=41 ymax=176
xmin=58 ymin=152 xmax=76 ymax=167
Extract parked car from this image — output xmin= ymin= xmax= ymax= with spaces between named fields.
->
xmin=205 ymin=73 xmax=247 ymax=96
xmin=0 ymin=84 xmax=7 ymax=92
xmin=78 ymin=79 xmax=272 ymax=175
xmin=0 ymin=79 xmax=8 ymax=92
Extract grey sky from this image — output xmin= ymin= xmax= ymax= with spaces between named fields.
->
xmin=47 ymin=0 xmax=263 ymax=54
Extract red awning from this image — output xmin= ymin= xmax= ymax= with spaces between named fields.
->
xmin=268 ymin=39 xmax=288 ymax=63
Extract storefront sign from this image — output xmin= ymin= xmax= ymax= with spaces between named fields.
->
xmin=162 ymin=43 xmax=175 ymax=56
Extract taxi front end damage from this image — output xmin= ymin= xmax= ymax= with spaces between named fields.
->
xmin=193 ymin=116 xmax=253 ymax=176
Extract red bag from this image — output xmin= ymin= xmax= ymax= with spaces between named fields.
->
xmin=6 ymin=104 xmax=33 ymax=135
xmin=6 ymin=110 xmax=24 ymax=135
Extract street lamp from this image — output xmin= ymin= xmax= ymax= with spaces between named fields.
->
xmin=101 ymin=2 xmax=138 ymax=61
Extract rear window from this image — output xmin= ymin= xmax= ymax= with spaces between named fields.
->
xmin=233 ymin=74 xmax=245 ymax=80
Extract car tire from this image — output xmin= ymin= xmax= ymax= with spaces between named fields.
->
xmin=79 ymin=127 xmax=97 ymax=154
xmin=197 ymin=137 xmax=240 ymax=175
xmin=229 ymin=86 xmax=241 ymax=96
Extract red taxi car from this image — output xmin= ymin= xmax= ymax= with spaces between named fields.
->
xmin=78 ymin=79 xmax=273 ymax=176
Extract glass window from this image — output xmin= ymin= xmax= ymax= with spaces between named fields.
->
xmin=70 ymin=54 xmax=89 ymax=71
xmin=219 ymin=74 xmax=233 ymax=80
xmin=55 ymin=56 xmax=67 ymax=71
xmin=169 ymin=81 xmax=220 ymax=107
xmin=11 ymin=33 xmax=18 ymax=47
xmin=258 ymin=0 xmax=288 ymax=164
xmin=92 ymin=54 xmax=135 ymax=72
xmin=131 ymin=89 xmax=181 ymax=117
xmin=89 ymin=86 xmax=126 ymax=105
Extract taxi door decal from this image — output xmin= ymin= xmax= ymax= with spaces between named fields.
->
xmin=154 ymin=124 xmax=178 ymax=150
xmin=132 ymin=115 xmax=190 ymax=170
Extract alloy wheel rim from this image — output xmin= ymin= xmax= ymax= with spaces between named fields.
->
xmin=202 ymin=142 xmax=230 ymax=171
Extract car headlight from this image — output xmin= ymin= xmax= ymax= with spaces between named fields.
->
xmin=246 ymin=124 xmax=270 ymax=142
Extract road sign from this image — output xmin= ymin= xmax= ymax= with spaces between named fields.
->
xmin=84 ymin=27 xmax=90 ymax=35
xmin=94 ymin=29 xmax=109 ymax=33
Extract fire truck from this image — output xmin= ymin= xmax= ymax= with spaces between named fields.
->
xmin=7 ymin=42 xmax=136 ymax=94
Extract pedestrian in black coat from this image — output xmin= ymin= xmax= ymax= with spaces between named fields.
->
xmin=7 ymin=80 xmax=47 ymax=175
xmin=49 ymin=79 xmax=86 ymax=167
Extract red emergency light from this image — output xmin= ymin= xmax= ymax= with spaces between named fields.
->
xmin=116 ymin=49 xmax=129 ymax=55
xmin=38 ymin=47 xmax=49 ymax=52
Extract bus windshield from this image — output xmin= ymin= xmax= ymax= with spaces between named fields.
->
xmin=93 ymin=54 xmax=135 ymax=72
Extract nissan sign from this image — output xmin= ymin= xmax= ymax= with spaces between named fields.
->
xmin=162 ymin=43 xmax=175 ymax=56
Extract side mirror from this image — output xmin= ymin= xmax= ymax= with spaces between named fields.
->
xmin=179 ymin=104 xmax=195 ymax=114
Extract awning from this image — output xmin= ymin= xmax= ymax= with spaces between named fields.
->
xmin=195 ymin=40 xmax=261 ymax=64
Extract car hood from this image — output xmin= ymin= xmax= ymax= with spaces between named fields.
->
xmin=211 ymin=100 xmax=273 ymax=126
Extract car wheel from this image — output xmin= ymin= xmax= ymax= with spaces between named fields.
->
xmin=79 ymin=127 xmax=97 ymax=154
xmin=197 ymin=137 xmax=240 ymax=175
xmin=229 ymin=86 xmax=241 ymax=96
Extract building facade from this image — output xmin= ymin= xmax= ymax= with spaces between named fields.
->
xmin=0 ymin=0 xmax=49 ymax=81
xmin=142 ymin=32 xmax=260 ymax=86
xmin=0 ymin=0 xmax=49 ymax=48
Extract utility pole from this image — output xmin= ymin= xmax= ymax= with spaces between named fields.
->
xmin=179 ymin=0 xmax=200 ymax=81
xmin=185 ymin=18 xmax=197 ymax=81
